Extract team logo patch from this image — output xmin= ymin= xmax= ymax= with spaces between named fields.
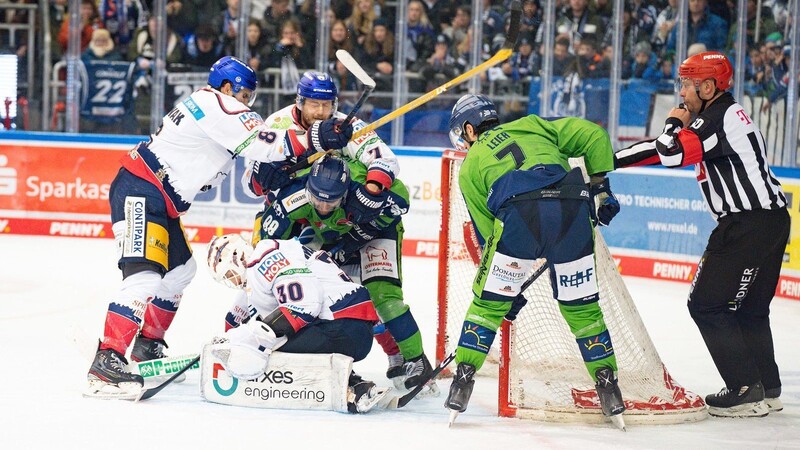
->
xmin=457 ymin=321 xmax=496 ymax=354
xmin=257 ymin=251 xmax=291 ymax=282
xmin=578 ymin=330 xmax=614 ymax=362
xmin=239 ymin=111 xmax=263 ymax=131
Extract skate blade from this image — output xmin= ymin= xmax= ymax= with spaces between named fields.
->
xmin=358 ymin=387 xmax=393 ymax=413
xmin=414 ymin=380 xmax=441 ymax=400
xmin=765 ymin=397 xmax=783 ymax=412
xmin=84 ymin=378 xmax=142 ymax=400
xmin=708 ymin=401 xmax=769 ymax=418
xmin=448 ymin=409 xmax=460 ymax=427
xmin=609 ymin=413 xmax=627 ymax=431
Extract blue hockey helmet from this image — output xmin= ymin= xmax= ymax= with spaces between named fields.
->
xmin=296 ymin=71 xmax=338 ymax=115
xmin=208 ymin=56 xmax=258 ymax=106
xmin=306 ymin=155 xmax=350 ymax=216
xmin=448 ymin=94 xmax=499 ymax=151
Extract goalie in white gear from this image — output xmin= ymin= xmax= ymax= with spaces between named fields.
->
xmin=207 ymin=234 xmax=390 ymax=413
xmin=86 ymin=56 xmax=304 ymax=399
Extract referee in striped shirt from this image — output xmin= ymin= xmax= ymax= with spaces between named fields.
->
xmin=615 ymin=51 xmax=789 ymax=418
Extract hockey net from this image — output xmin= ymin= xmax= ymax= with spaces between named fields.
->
xmin=436 ymin=150 xmax=706 ymax=424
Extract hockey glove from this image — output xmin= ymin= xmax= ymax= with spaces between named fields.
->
xmin=309 ymin=118 xmax=354 ymax=152
xmin=250 ymin=161 xmax=292 ymax=193
xmin=295 ymin=225 xmax=322 ymax=248
xmin=589 ymin=176 xmax=620 ymax=227
xmin=346 ymin=184 xmax=388 ymax=223
xmin=215 ymin=317 xmax=287 ymax=380
xmin=504 ymin=294 xmax=528 ymax=322
xmin=328 ymin=225 xmax=377 ymax=266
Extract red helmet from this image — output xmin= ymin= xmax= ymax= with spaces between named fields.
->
xmin=678 ymin=51 xmax=734 ymax=91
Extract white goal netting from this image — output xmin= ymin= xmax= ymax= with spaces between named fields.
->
xmin=436 ymin=150 xmax=707 ymax=424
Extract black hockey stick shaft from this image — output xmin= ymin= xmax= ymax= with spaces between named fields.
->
xmin=135 ymin=355 xmax=200 ymax=401
xmin=521 ymin=261 xmax=548 ymax=293
xmin=396 ymin=351 xmax=456 ymax=408
xmin=338 ymin=84 xmax=375 ymax=129
xmin=284 ymin=83 xmax=374 ymax=177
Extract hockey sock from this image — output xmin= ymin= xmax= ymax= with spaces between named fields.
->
xmin=101 ymin=303 xmax=142 ymax=355
xmin=383 ymin=310 xmax=423 ymax=359
xmin=140 ymin=296 xmax=179 ymax=340
xmin=373 ymin=324 xmax=401 ymax=356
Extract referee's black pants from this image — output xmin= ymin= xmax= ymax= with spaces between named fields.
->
xmin=688 ymin=207 xmax=790 ymax=390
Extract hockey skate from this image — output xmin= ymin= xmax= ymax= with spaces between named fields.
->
xmin=386 ymin=353 xmax=405 ymax=380
xmin=131 ymin=333 xmax=186 ymax=383
xmin=445 ymin=362 xmax=476 ymax=426
xmin=85 ymin=348 xmax=144 ymax=400
xmin=705 ymin=382 xmax=769 ymax=418
xmin=765 ymin=386 xmax=783 ymax=412
xmin=347 ymin=373 xmax=392 ymax=413
xmin=398 ymin=354 xmax=440 ymax=400
xmin=595 ymin=367 xmax=626 ymax=431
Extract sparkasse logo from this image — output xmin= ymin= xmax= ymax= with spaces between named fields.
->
xmin=0 ymin=154 xmax=17 ymax=195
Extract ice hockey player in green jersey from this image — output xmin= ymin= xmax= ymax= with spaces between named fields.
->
xmin=444 ymin=94 xmax=625 ymax=427
xmin=245 ymin=155 xmax=437 ymax=397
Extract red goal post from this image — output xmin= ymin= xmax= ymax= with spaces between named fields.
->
xmin=436 ymin=149 xmax=707 ymax=424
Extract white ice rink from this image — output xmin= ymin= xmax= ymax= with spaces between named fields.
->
xmin=1 ymin=234 xmax=798 ymax=449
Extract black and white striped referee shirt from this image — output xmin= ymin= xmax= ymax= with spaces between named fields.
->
xmin=615 ymin=92 xmax=787 ymax=220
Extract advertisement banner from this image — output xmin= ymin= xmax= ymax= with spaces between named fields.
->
xmin=602 ymin=167 xmax=716 ymax=257
xmin=3 ymin=132 xmax=800 ymax=300
xmin=0 ymin=140 xmax=123 ymax=215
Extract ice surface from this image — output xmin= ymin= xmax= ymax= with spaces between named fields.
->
xmin=1 ymin=235 xmax=798 ymax=449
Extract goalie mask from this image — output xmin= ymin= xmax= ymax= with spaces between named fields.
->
xmin=306 ymin=155 xmax=350 ymax=216
xmin=448 ymin=94 xmax=499 ymax=151
xmin=207 ymin=234 xmax=253 ymax=289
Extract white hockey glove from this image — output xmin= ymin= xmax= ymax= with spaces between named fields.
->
xmin=212 ymin=318 xmax=288 ymax=380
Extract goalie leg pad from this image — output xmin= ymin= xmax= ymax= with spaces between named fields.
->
xmin=201 ymin=344 xmax=354 ymax=412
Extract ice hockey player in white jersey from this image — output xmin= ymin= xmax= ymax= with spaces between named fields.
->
xmin=86 ymin=56 xmax=354 ymax=398
xmin=243 ymin=71 xmax=397 ymax=224
xmin=207 ymin=234 xmax=389 ymax=413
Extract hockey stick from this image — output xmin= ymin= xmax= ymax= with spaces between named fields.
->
xmin=291 ymin=0 xmax=522 ymax=173
xmin=336 ymin=49 xmax=376 ymax=128
xmin=135 ymin=355 xmax=201 ymax=401
xmin=351 ymin=0 xmax=522 ymax=141
xmin=284 ymin=51 xmax=377 ymax=177
xmin=394 ymin=351 xmax=456 ymax=408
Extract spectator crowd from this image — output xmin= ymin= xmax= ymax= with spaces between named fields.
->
xmin=1 ymin=0 xmax=796 ymax=133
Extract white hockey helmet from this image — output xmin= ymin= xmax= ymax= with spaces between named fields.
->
xmin=207 ymin=233 xmax=253 ymax=289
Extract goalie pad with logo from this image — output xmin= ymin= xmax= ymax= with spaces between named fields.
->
xmin=200 ymin=343 xmax=353 ymax=412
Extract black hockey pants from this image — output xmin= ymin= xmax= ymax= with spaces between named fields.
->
xmin=687 ymin=207 xmax=790 ymax=390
